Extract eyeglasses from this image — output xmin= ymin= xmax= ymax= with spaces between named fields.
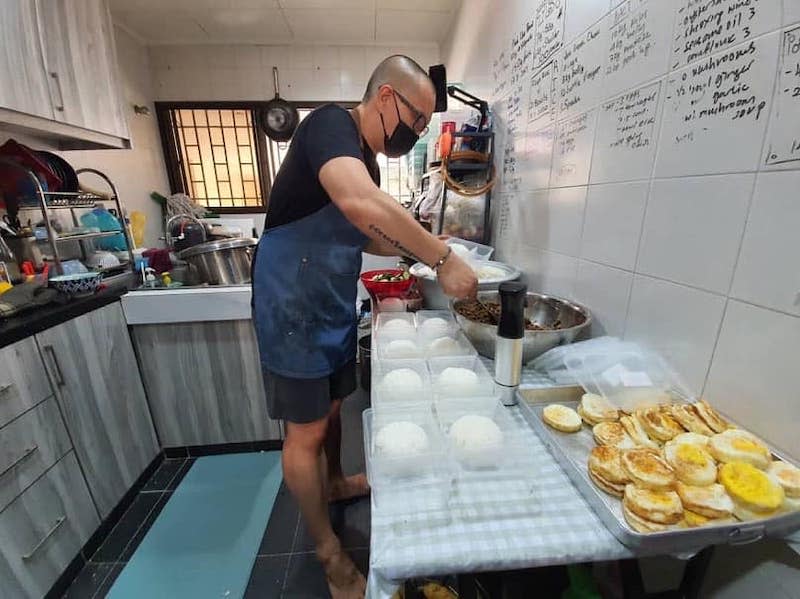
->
xmin=393 ymin=89 xmax=429 ymax=136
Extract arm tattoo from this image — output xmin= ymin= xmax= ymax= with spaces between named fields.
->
xmin=368 ymin=224 xmax=424 ymax=264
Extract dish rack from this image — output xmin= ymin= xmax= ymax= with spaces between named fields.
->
xmin=0 ymin=159 xmax=135 ymax=278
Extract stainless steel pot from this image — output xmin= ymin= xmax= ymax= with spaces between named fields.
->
xmin=451 ymin=291 xmax=591 ymax=363
xmin=178 ymin=238 xmax=257 ymax=285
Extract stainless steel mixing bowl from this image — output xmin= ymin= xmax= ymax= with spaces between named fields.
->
xmin=451 ymin=291 xmax=591 ymax=363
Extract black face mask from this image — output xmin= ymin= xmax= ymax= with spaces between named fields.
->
xmin=380 ymin=93 xmax=419 ymax=158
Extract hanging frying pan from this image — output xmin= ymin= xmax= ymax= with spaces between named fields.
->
xmin=259 ymin=67 xmax=299 ymax=142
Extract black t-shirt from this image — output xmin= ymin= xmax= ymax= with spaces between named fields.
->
xmin=265 ymin=104 xmax=380 ymax=230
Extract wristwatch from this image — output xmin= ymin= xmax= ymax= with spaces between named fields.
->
xmin=431 ymin=246 xmax=452 ymax=273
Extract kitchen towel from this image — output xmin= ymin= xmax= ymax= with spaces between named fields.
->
xmin=107 ymin=452 xmax=282 ymax=599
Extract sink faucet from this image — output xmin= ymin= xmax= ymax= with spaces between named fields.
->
xmin=164 ymin=214 xmax=206 ymax=249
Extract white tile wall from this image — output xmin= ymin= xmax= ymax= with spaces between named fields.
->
xmin=562 ymin=0 xmax=607 ymax=42
xmin=517 ymin=247 xmax=579 ymax=300
xmin=580 ymin=181 xmax=647 ymax=271
xmin=445 ymin=0 xmax=800 ymax=415
xmin=625 ymin=275 xmax=726 ymax=396
xmin=150 ymin=44 xmax=440 ymax=101
xmin=731 ymin=171 xmax=800 ymax=316
xmin=573 ymin=260 xmax=632 ymax=337
xmin=705 ymin=300 xmax=800 ymax=459
xmin=521 ymin=124 xmax=555 ymax=190
xmin=637 ymin=174 xmax=753 ymax=294
xmin=520 ymin=186 xmax=586 ymax=256
xmin=551 ymin=108 xmax=598 ymax=187
xmin=600 ymin=0 xmax=674 ymax=100
xmin=654 ymin=32 xmax=781 ymax=178
xmin=590 ymin=80 xmax=663 ymax=184
xmin=787 ymin=3 xmax=800 ymax=26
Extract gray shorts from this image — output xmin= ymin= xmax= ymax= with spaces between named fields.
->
xmin=263 ymin=359 xmax=357 ymax=424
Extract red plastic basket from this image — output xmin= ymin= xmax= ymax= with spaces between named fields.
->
xmin=359 ymin=269 xmax=414 ymax=298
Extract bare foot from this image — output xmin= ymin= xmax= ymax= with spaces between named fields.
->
xmin=329 ymin=473 xmax=370 ymax=502
xmin=320 ymin=547 xmax=366 ymax=599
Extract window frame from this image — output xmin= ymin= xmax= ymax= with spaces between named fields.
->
xmin=155 ymin=100 xmax=358 ymax=214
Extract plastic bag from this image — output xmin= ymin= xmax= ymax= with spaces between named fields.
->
xmin=417 ymin=168 xmax=444 ymax=224
xmin=440 ymin=189 xmax=486 ymax=242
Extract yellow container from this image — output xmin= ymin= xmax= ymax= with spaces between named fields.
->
xmin=130 ymin=211 xmax=146 ymax=247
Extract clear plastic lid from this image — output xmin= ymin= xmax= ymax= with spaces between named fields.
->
xmin=375 ymin=334 xmax=424 ymax=360
xmin=446 ymin=237 xmax=495 ymax=261
xmin=428 ymin=355 xmax=496 ymax=399
xmin=371 ymin=358 xmax=431 ymax=406
xmin=375 ymin=311 xmax=416 ymax=331
xmin=421 ymin=331 xmax=478 ymax=359
xmin=364 ymin=405 xmax=447 ymax=483
xmin=415 ymin=310 xmax=457 ymax=338
xmin=564 ymin=342 xmax=694 ymax=412
xmin=435 ymin=398 xmax=533 ymax=472
xmin=362 ymin=407 xmax=450 ymax=516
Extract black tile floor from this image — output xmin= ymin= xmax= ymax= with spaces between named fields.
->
xmin=63 ymin=386 xmax=371 ymax=599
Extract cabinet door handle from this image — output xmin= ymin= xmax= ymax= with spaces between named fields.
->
xmin=50 ymin=72 xmax=64 ymax=112
xmin=0 ymin=445 xmax=39 ymax=478
xmin=0 ymin=383 xmax=13 ymax=398
xmin=21 ymin=515 xmax=67 ymax=561
xmin=43 ymin=346 xmax=64 ymax=386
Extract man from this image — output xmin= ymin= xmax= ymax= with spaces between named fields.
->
xmin=252 ymin=55 xmax=478 ymax=598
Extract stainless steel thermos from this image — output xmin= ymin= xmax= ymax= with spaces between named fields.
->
xmin=494 ymin=281 xmax=527 ymax=406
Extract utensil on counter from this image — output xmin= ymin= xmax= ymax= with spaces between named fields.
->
xmin=259 ymin=67 xmax=299 ymax=142
xmin=4 ymin=235 xmax=43 ymax=269
xmin=2 ymin=215 xmax=21 ymax=233
xmin=494 ymin=282 xmax=527 ymax=407
xmin=0 ymin=235 xmax=21 ymax=283
xmin=178 ymin=237 xmax=257 ymax=285
xmin=451 ymin=291 xmax=591 ymax=363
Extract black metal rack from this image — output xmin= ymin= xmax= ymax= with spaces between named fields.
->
xmin=0 ymin=159 xmax=135 ymax=277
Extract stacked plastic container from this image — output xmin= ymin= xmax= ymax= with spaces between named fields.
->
xmin=364 ymin=310 xmax=539 ymax=523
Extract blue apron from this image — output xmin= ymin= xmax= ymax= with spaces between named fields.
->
xmin=252 ymin=201 xmax=369 ymax=379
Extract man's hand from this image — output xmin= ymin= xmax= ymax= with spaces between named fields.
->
xmin=437 ymin=253 xmax=478 ymax=299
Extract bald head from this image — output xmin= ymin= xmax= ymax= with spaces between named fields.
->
xmin=363 ymin=55 xmax=435 ymax=103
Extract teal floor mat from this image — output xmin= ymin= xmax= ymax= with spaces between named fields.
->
xmin=108 ymin=452 xmax=282 ymax=599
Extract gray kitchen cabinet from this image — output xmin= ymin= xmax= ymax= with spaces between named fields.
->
xmin=0 ymin=398 xmax=72 ymax=513
xmin=133 ymin=320 xmax=283 ymax=447
xmin=0 ymin=452 xmax=99 ymax=599
xmin=37 ymin=302 xmax=158 ymax=517
xmin=0 ymin=1 xmax=54 ymax=120
xmin=36 ymin=0 xmax=129 ymax=139
xmin=0 ymin=337 xmax=54 ymax=429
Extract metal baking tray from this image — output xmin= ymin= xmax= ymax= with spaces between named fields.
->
xmin=518 ymin=393 xmax=800 ymax=552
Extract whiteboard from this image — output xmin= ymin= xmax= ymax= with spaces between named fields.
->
xmin=481 ymin=0 xmax=800 ymax=255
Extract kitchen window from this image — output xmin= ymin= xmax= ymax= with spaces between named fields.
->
xmin=156 ymin=101 xmax=414 ymax=213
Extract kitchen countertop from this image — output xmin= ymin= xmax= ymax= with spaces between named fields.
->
xmin=0 ymin=284 xmax=130 ymax=350
xmin=121 ymin=285 xmax=253 ymax=325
